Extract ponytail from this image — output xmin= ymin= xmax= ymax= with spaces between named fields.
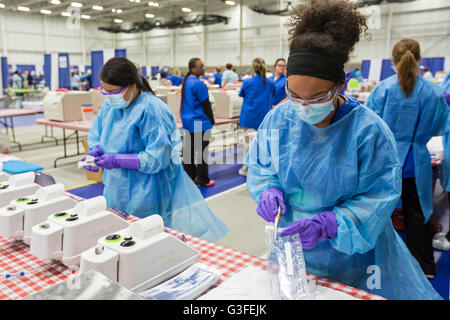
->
xmin=252 ymin=58 xmax=267 ymax=85
xmin=397 ymin=50 xmax=418 ymax=97
xmin=392 ymin=39 xmax=421 ymax=97
xmin=138 ymin=75 xmax=155 ymax=94
xmin=181 ymin=58 xmax=201 ymax=113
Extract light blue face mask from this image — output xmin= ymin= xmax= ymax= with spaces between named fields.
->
xmin=106 ymin=86 xmax=134 ymax=109
xmin=290 ymin=95 xmax=337 ymax=124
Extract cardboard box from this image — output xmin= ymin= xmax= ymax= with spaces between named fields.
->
xmin=82 ymin=139 xmax=103 ymax=183
xmin=167 ymin=92 xmax=182 ymax=122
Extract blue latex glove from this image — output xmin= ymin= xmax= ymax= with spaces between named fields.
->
xmin=83 ymin=145 xmax=104 ymax=172
xmin=95 ymin=154 xmax=140 ymax=170
xmin=280 ymin=211 xmax=338 ymax=249
xmin=257 ymin=188 xmax=286 ymax=223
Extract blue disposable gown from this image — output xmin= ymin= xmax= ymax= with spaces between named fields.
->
xmin=88 ymin=92 xmax=228 ymax=242
xmin=246 ymin=100 xmax=442 ymax=300
xmin=441 ymin=133 xmax=450 ymax=192
xmin=365 ymin=75 xmax=449 ymax=222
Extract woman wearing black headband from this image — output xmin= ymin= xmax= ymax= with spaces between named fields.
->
xmin=246 ymin=0 xmax=441 ymax=299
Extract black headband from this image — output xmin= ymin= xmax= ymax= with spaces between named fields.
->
xmin=287 ymin=49 xmax=346 ymax=83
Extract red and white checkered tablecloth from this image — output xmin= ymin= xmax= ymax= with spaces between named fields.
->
xmin=0 ymin=202 xmax=385 ymax=300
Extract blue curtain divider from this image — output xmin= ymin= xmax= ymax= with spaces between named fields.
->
xmin=115 ymin=49 xmax=127 ymax=58
xmin=141 ymin=66 xmax=147 ymax=76
xmin=58 ymin=53 xmax=71 ymax=89
xmin=419 ymin=57 xmax=445 ymax=76
xmin=16 ymin=65 xmax=36 ymax=74
xmin=90 ymin=50 xmax=104 ymax=89
xmin=361 ymin=60 xmax=371 ymax=79
xmin=380 ymin=59 xmax=396 ymax=81
xmin=43 ymin=54 xmax=51 ymax=89
xmin=151 ymin=66 xmax=159 ymax=75
xmin=1 ymin=57 xmax=8 ymax=90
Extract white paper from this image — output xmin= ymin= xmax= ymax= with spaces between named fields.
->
xmin=198 ymin=267 xmax=362 ymax=300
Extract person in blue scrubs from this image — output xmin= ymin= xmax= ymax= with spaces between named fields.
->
xmin=180 ymin=58 xmax=216 ymax=188
xmin=211 ymin=67 xmax=223 ymax=88
xmin=366 ymin=39 xmax=449 ymax=278
xmin=167 ymin=68 xmax=183 ymax=86
xmin=270 ymin=58 xmax=287 ymax=107
xmin=222 ymin=63 xmax=239 ymax=88
xmin=85 ymin=57 xmax=228 ymax=242
xmin=238 ymin=58 xmax=275 ymax=176
xmin=247 ymin=1 xmax=441 ymax=300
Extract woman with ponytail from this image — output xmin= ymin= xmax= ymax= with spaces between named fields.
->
xmin=85 ymin=57 xmax=228 ymax=242
xmin=238 ymin=58 xmax=275 ymax=176
xmin=180 ymin=58 xmax=216 ymax=188
xmin=366 ymin=39 xmax=449 ymax=280
xmin=247 ymin=1 xmax=442 ymax=299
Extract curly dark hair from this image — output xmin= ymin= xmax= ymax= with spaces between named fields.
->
xmin=289 ymin=0 xmax=370 ymax=62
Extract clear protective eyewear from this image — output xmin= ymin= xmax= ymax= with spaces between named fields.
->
xmin=285 ymin=80 xmax=338 ymax=106
xmin=100 ymin=86 xmax=126 ymax=96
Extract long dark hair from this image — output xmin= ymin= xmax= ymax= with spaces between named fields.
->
xmin=181 ymin=58 xmax=201 ymax=112
xmin=100 ymin=57 xmax=154 ymax=94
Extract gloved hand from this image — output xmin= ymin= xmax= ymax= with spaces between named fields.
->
xmin=279 ymin=211 xmax=337 ymax=249
xmin=88 ymin=145 xmax=104 ymax=157
xmin=83 ymin=145 xmax=104 ymax=172
xmin=444 ymin=91 xmax=450 ymax=107
xmin=257 ymin=188 xmax=286 ymax=223
xmin=94 ymin=154 xmax=140 ymax=170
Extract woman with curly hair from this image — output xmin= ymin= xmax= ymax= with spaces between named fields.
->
xmin=246 ymin=0 xmax=441 ymax=299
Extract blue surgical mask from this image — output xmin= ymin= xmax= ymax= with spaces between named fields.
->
xmin=290 ymin=95 xmax=336 ymax=124
xmin=107 ymin=86 xmax=133 ymax=109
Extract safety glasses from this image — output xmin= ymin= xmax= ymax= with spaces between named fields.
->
xmin=100 ymin=86 xmax=126 ymax=96
xmin=285 ymin=81 xmax=338 ymax=105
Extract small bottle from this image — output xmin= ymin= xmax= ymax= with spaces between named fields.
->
xmin=81 ymin=104 xmax=94 ymax=121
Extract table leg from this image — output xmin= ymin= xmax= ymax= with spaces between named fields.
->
xmin=41 ymin=125 xmax=58 ymax=145
xmin=8 ymin=116 xmax=22 ymax=151
xmin=53 ymin=129 xmax=84 ymax=168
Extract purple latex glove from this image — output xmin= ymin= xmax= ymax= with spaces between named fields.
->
xmin=279 ymin=211 xmax=337 ymax=249
xmin=444 ymin=91 xmax=450 ymax=107
xmin=83 ymin=145 xmax=104 ymax=172
xmin=88 ymin=145 xmax=104 ymax=157
xmin=257 ymin=188 xmax=286 ymax=223
xmin=94 ymin=154 xmax=140 ymax=170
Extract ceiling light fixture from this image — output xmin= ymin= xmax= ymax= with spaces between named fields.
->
xmin=114 ymin=19 xmax=123 ymax=23
xmin=17 ymin=6 xmax=30 ymax=12
xmin=182 ymin=7 xmax=192 ymax=13
xmin=61 ymin=11 xmax=71 ymax=16
xmin=50 ymin=0 xmax=61 ymax=4
xmin=225 ymin=1 xmax=236 ymax=5
xmin=145 ymin=13 xmax=155 ymax=18
xmin=81 ymin=14 xmax=91 ymax=19
xmin=148 ymin=2 xmax=159 ymax=7
xmin=71 ymin=2 xmax=83 ymax=8
xmin=40 ymin=9 xmax=52 ymax=15
xmin=93 ymin=5 xmax=103 ymax=11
